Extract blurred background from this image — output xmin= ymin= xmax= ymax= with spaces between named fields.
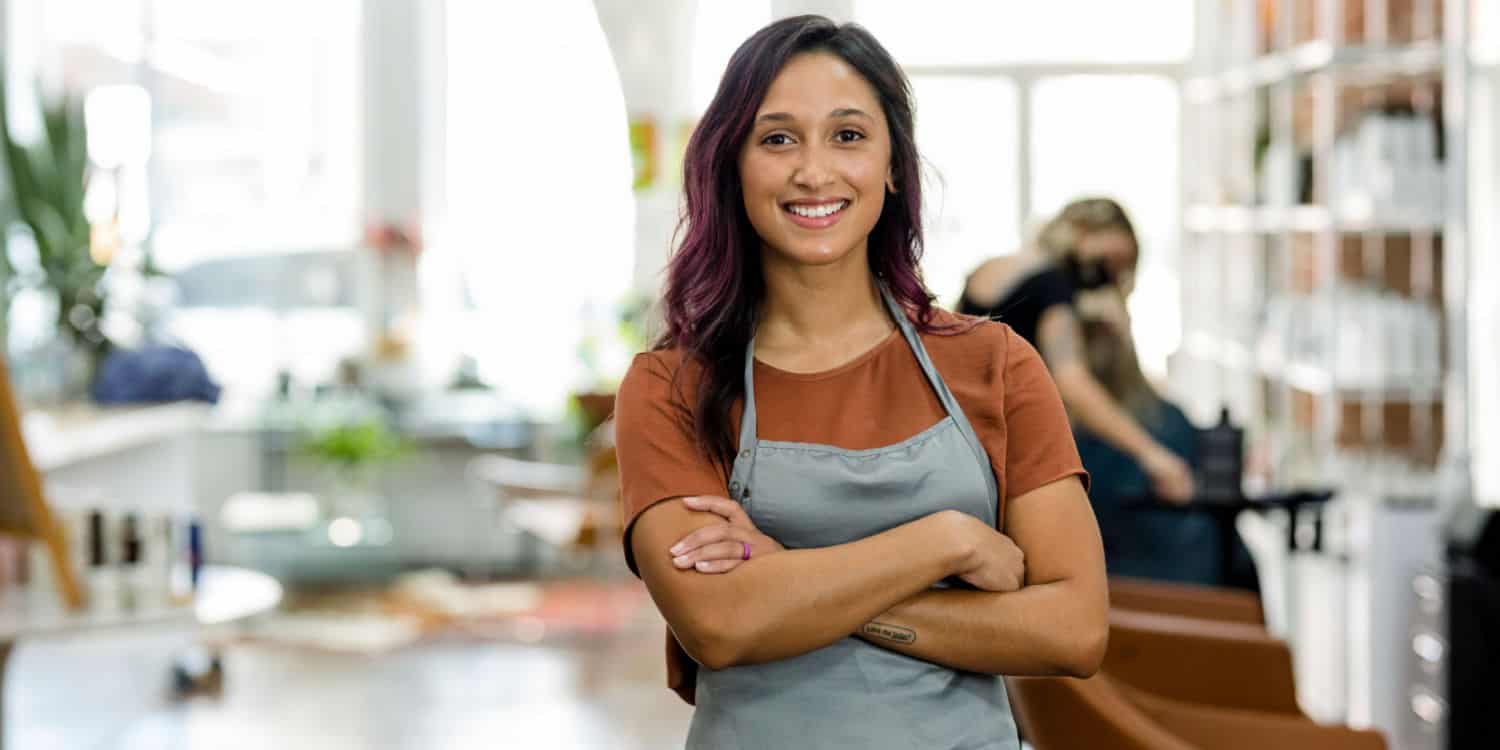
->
xmin=0 ymin=1 xmax=1495 ymax=748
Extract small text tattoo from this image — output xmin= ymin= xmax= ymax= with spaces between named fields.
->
xmin=862 ymin=621 xmax=917 ymax=644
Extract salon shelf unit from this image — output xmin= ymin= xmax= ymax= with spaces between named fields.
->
xmin=1179 ymin=1 xmax=1488 ymax=748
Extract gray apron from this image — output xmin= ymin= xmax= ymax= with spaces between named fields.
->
xmin=686 ymin=287 xmax=1020 ymax=750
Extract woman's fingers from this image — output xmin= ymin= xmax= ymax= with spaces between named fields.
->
xmin=669 ymin=523 xmax=737 ymax=559
xmin=682 ymin=495 xmax=749 ymax=525
xmin=672 ymin=540 xmax=749 ymax=570
xmin=693 ymin=559 xmax=742 ymax=574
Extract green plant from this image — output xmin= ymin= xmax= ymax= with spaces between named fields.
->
xmin=0 ymin=72 xmax=109 ymax=370
xmin=298 ymin=418 xmax=411 ymax=481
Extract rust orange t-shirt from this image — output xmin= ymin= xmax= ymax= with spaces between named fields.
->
xmin=613 ymin=307 xmax=1088 ymax=703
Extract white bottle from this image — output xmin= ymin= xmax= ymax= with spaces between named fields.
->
xmin=142 ymin=515 xmax=175 ymax=607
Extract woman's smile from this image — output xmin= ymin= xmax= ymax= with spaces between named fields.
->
xmin=782 ymin=198 xmax=850 ymax=229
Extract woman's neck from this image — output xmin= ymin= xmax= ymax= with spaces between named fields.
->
xmin=754 ymin=246 xmax=895 ymax=371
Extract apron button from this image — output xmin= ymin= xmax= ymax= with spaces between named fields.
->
xmin=739 ymin=449 xmax=751 ymax=459
xmin=729 ymin=481 xmax=742 ymax=495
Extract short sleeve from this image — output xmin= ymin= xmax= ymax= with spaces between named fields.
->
xmin=1001 ymin=326 xmax=1089 ymax=505
xmin=1028 ymin=267 xmax=1077 ymax=310
xmin=615 ymin=352 xmax=730 ymax=575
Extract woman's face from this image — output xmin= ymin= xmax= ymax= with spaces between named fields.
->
xmin=1076 ymin=228 xmax=1138 ymax=293
xmin=738 ymin=51 xmax=893 ymax=269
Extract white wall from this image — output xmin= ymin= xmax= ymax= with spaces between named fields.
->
xmin=593 ymin=0 xmax=698 ymax=296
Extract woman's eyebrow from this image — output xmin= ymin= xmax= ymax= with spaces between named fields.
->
xmin=754 ymin=108 xmax=874 ymax=124
xmin=828 ymin=107 xmax=873 ymax=121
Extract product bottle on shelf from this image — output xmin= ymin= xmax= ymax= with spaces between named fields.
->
xmin=1197 ymin=407 xmax=1246 ymax=503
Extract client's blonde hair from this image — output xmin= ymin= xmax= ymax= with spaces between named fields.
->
xmin=1034 ymin=197 xmax=1139 ymax=262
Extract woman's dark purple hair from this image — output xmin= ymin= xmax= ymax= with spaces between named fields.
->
xmin=657 ymin=14 xmax=946 ymax=471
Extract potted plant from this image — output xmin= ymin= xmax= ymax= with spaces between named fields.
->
xmin=0 ymin=73 xmax=110 ymax=398
xmin=297 ymin=413 xmax=411 ymax=520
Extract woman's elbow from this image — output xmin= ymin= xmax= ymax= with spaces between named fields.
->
xmin=692 ymin=633 xmax=745 ymax=671
xmin=677 ymin=609 xmax=757 ymax=671
xmin=1059 ymin=619 xmax=1109 ymax=678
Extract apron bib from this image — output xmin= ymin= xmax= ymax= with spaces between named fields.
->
xmin=687 ymin=287 xmax=1020 ymax=750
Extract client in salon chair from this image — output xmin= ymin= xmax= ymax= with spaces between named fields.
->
xmin=1073 ymin=315 xmax=1258 ymax=591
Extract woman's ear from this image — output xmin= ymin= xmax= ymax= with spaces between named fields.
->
xmin=886 ymin=169 xmax=898 ymax=194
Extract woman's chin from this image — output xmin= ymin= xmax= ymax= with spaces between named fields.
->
xmin=766 ymin=241 xmax=863 ymax=268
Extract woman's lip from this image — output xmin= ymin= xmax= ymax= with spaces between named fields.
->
xmin=782 ymin=200 xmax=849 ymax=230
xmin=782 ymin=198 xmax=849 ymax=206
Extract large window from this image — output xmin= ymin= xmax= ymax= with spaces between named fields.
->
xmin=856 ymin=0 xmax=1193 ymax=66
xmin=1031 ymin=75 xmax=1183 ymax=371
xmin=31 ymin=0 xmax=362 ymax=270
xmin=910 ymin=76 xmax=1019 ymax=306
xmin=855 ymin=2 xmax=1193 ymax=378
xmin=443 ymin=0 xmax=635 ymax=416
xmin=5 ymin=0 xmax=362 ymax=396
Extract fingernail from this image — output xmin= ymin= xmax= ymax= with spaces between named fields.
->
xmin=674 ymin=555 xmax=690 ymax=567
xmin=695 ymin=561 xmax=710 ymax=571
xmin=683 ymin=496 xmax=700 ymax=504
xmin=669 ymin=544 xmax=685 ymax=555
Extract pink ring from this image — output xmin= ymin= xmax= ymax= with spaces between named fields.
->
xmin=741 ymin=541 xmax=751 ymax=561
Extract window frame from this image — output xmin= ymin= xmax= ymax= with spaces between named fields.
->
xmin=901 ymin=61 xmax=1184 ymax=228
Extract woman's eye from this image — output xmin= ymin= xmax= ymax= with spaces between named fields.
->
xmin=761 ymin=133 xmax=794 ymax=146
xmin=835 ymin=130 xmax=865 ymax=143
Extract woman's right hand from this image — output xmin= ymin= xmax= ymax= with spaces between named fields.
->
xmin=937 ymin=511 xmax=1026 ymax=592
xmin=1139 ymin=445 xmax=1195 ymax=505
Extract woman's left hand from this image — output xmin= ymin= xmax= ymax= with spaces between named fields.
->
xmin=668 ymin=495 xmax=785 ymax=573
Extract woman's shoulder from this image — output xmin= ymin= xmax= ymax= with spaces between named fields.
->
xmin=620 ymin=348 xmax=703 ymax=410
xmin=921 ymin=308 xmax=1026 ymax=378
xmin=925 ymin=306 xmax=1014 ymax=343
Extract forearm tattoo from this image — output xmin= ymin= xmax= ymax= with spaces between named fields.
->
xmin=861 ymin=621 xmax=917 ymax=644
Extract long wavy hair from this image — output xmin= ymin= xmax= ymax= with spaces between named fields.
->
xmin=657 ymin=15 xmax=945 ymax=471
xmin=1079 ymin=317 xmax=1164 ymax=429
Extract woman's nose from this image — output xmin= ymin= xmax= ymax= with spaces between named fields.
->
xmin=791 ymin=145 xmax=834 ymax=190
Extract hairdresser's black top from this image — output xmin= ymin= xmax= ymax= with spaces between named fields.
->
xmin=957 ymin=265 xmax=1075 ymax=351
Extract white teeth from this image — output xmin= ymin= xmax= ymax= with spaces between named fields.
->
xmin=787 ymin=201 xmax=847 ymax=219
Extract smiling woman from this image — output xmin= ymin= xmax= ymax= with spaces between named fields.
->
xmin=739 ymin=57 xmax=893 ymax=268
xmin=613 ymin=15 xmax=1108 ymax=750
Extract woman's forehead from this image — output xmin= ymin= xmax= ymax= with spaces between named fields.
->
xmin=755 ymin=52 xmax=883 ymax=122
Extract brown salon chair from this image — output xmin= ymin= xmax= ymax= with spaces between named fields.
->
xmin=1008 ymin=673 xmax=1195 ymax=750
xmin=1123 ymin=683 xmax=1387 ymax=750
xmin=1103 ymin=607 xmax=1301 ymax=716
xmin=1109 ymin=575 xmax=1265 ymax=626
xmin=1007 ymin=674 xmax=1387 ymax=750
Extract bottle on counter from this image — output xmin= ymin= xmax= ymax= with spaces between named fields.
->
xmin=86 ymin=509 xmax=119 ymax=613
xmin=119 ymin=513 xmax=144 ymax=610
xmin=167 ymin=513 xmax=204 ymax=605
xmin=143 ymin=514 xmax=175 ymax=607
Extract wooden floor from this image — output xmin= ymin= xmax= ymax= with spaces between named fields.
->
xmin=12 ymin=608 xmax=693 ymax=750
